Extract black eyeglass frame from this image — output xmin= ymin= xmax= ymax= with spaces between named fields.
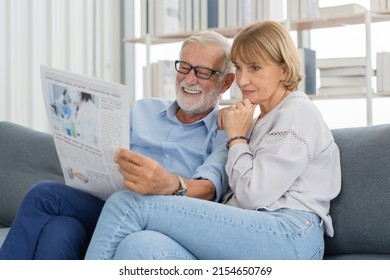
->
xmin=174 ymin=60 xmax=221 ymax=80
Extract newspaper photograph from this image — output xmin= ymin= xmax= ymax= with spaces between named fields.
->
xmin=40 ymin=65 xmax=129 ymax=200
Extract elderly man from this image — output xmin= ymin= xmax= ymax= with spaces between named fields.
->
xmin=0 ymin=30 xmax=235 ymax=260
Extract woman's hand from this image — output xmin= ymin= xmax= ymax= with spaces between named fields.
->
xmin=218 ymin=99 xmax=257 ymax=139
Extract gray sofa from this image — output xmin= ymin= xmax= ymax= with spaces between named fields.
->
xmin=0 ymin=120 xmax=389 ymax=259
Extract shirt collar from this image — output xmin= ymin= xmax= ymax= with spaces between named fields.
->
xmin=160 ymin=100 xmax=219 ymax=132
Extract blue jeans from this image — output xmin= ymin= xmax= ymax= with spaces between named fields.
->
xmin=0 ymin=180 xmax=104 ymax=259
xmin=85 ymin=189 xmax=325 ymax=260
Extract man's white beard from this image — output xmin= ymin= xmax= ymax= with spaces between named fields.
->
xmin=176 ymin=81 xmax=221 ymax=117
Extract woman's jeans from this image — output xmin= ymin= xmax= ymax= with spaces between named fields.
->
xmin=85 ymin=189 xmax=325 ymax=260
xmin=0 ymin=180 xmax=104 ymax=260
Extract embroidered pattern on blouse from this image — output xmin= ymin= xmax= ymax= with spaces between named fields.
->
xmin=268 ymin=129 xmax=312 ymax=160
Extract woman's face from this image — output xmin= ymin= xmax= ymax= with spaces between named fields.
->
xmin=233 ymin=56 xmax=287 ymax=111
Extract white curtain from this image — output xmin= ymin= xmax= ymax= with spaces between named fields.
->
xmin=0 ymin=0 xmax=122 ymax=132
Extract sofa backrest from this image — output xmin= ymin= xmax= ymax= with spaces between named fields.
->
xmin=325 ymin=124 xmax=390 ymax=257
xmin=0 ymin=121 xmax=64 ymax=227
xmin=2 ymin=121 xmax=390 ymax=257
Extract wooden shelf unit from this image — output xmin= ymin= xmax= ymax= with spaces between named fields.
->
xmin=125 ymin=10 xmax=390 ymax=125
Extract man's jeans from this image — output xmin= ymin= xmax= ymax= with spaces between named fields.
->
xmin=0 ymin=181 xmax=104 ymax=259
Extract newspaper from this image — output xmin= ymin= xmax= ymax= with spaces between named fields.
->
xmin=40 ymin=65 xmax=129 ymax=200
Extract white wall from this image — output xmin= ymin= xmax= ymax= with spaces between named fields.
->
xmin=0 ymin=0 xmax=122 ymax=132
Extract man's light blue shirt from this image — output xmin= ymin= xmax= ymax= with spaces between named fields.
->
xmin=129 ymin=98 xmax=228 ymax=201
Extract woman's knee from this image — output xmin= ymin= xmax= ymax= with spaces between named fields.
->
xmin=115 ymin=231 xmax=158 ymax=259
xmin=114 ymin=231 xmax=196 ymax=260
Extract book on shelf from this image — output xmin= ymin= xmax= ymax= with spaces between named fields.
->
xmin=319 ymin=66 xmax=373 ymax=77
xmin=225 ymin=0 xmax=288 ymax=27
xmin=206 ymin=0 xmax=218 ymax=28
xmin=255 ymin=0 xmax=264 ymax=21
xmin=319 ymin=3 xmax=366 ymax=18
xmin=318 ymin=86 xmax=367 ymax=96
xmin=262 ymin=0 xmax=284 ymax=21
xmin=218 ymin=0 xmax=226 ymax=28
xmin=377 ymin=52 xmax=390 ymax=92
xmin=147 ymin=0 xmax=155 ymax=35
xmin=370 ymin=0 xmax=381 ymax=12
xmin=145 ymin=0 xmax=185 ymax=36
xmin=182 ymin=0 xmax=193 ymax=32
xmin=154 ymin=0 xmax=182 ymax=35
xmin=140 ymin=0 xmax=286 ymax=35
xmin=300 ymin=0 xmax=320 ymax=19
xmin=288 ymin=0 xmax=300 ymax=20
xmin=179 ymin=0 xmax=188 ymax=33
xmin=320 ymin=76 xmax=366 ymax=88
xmin=192 ymin=0 xmax=201 ymax=31
xmin=288 ymin=0 xmax=319 ymax=20
xmin=200 ymin=0 xmax=208 ymax=30
xmin=226 ymin=0 xmax=238 ymax=27
xmin=141 ymin=0 xmax=154 ymax=36
xmin=141 ymin=0 xmax=148 ymax=36
xmin=316 ymin=57 xmax=366 ymax=69
xmin=298 ymin=48 xmax=317 ymax=95
xmin=239 ymin=0 xmax=256 ymax=26
xmin=370 ymin=0 xmax=390 ymax=13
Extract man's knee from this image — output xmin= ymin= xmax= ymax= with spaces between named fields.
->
xmin=44 ymin=216 xmax=87 ymax=241
xmin=35 ymin=216 xmax=88 ymax=259
xmin=24 ymin=180 xmax=65 ymax=200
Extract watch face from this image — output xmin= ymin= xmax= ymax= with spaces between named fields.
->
xmin=175 ymin=189 xmax=187 ymax=196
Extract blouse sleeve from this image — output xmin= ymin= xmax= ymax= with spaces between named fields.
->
xmin=226 ymin=129 xmax=311 ymax=210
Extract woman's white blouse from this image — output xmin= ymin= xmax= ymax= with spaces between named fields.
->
xmin=224 ymin=91 xmax=341 ymax=237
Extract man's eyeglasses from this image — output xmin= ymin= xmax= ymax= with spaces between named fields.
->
xmin=175 ymin=60 xmax=221 ymax=80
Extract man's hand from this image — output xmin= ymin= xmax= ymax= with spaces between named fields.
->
xmin=114 ymin=149 xmax=179 ymax=195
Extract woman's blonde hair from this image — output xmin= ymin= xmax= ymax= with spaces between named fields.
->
xmin=231 ymin=20 xmax=303 ymax=91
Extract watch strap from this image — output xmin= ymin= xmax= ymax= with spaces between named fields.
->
xmin=174 ymin=175 xmax=187 ymax=196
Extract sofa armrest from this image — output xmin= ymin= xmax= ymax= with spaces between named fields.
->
xmin=0 ymin=121 xmax=64 ymax=227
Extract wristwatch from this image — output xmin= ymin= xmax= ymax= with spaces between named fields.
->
xmin=174 ymin=175 xmax=188 ymax=196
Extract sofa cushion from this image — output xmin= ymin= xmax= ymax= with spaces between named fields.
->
xmin=325 ymin=124 xmax=390 ymax=257
xmin=0 ymin=121 xmax=64 ymax=227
